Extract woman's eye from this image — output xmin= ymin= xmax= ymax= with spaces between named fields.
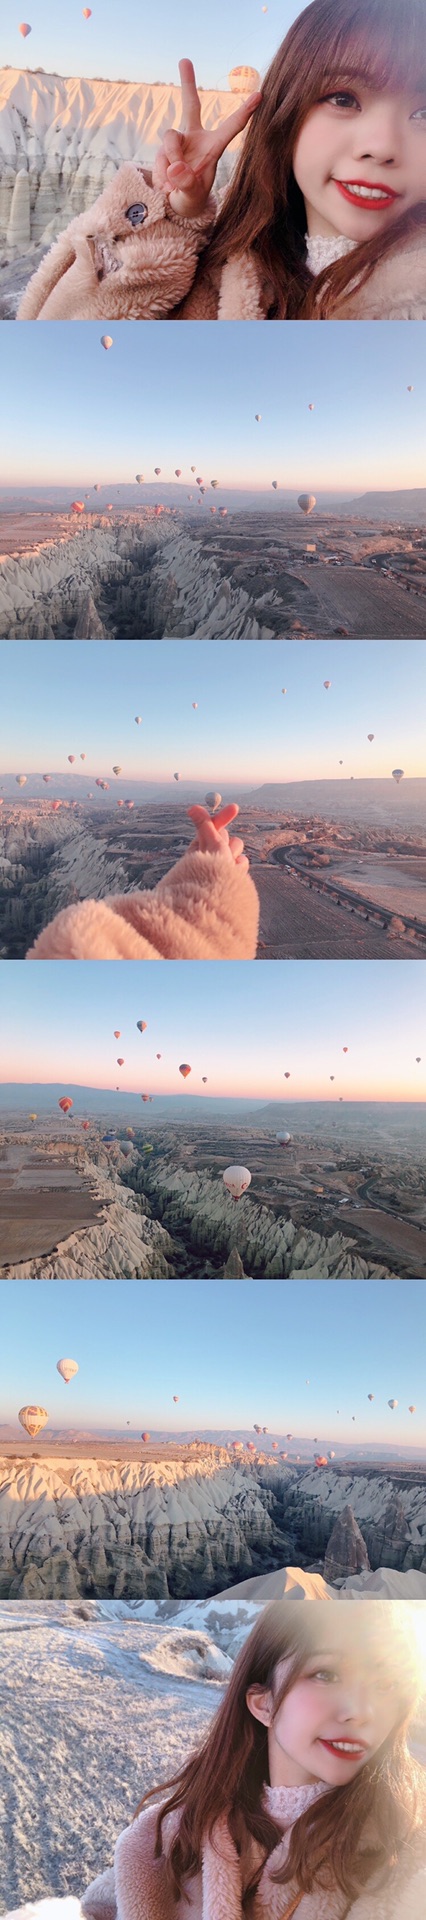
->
xmin=322 ymin=91 xmax=360 ymax=111
xmin=411 ymin=106 xmax=426 ymax=121
xmin=311 ymin=1668 xmax=338 ymax=1683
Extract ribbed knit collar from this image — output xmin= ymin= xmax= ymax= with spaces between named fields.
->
xmin=263 ymin=1780 xmax=330 ymax=1829
xmin=305 ymin=232 xmax=357 ymax=274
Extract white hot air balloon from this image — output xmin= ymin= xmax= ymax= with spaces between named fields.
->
xmin=228 ymin=65 xmax=261 ymax=93
xmin=388 ymin=1399 xmax=398 ymax=1410
xmin=101 ymin=335 xmax=113 ymax=350
xmin=223 ymin=1165 xmax=252 ymax=1201
xmin=205 ymin=791 xmax=222 ymax=812
xmin=56 ymin=1359 xmax=79 ymax=1384
xmin=298 ymin=494 xmax=316 ymax=515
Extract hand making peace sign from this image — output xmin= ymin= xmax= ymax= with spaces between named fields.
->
xmin=152 ymin=58 xmax=262 ymax=217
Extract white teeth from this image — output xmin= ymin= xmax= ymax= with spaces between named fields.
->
xmin=326 ymin=1740 xmax=363 ymax=1752
xmin=340 ymin=183 xmax=390 ymax=200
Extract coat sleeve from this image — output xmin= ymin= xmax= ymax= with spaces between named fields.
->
xmin=80 ymin=1866 xmax=117 ymax=1920
xmin=17 ymin=164 xmax=217 ymax=320
xmin=25 ymin=847 xmax=260 ymax=960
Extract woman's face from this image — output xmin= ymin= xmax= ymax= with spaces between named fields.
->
xmin=292 ymin=82 xmax=426 ymax=239
xmin=247 ymin=1643 xmax=403 ymax=1788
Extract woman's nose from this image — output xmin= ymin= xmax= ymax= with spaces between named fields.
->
xmin=353 ymin=106 xmax=401 ymax=167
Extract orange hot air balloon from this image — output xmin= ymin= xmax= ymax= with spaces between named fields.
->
xmin=58 ymin=1097 xmax=73 ymax=1113
xmin=137 ymin=1021 xmax=147 ymax=1034
xmin=314 ymin=1456 xmax=328 ymax=1467
xmin=113 ymin=1031 xmax=121 ymax=1038
xmin=19 ymin=1406 xmax=48 ymax=1437
xmin=179 ymin=1064 xmax=191 ymax=1078
xmin=82 ymin=8 xmax=92 ymax=17
xmin=19 ymin=23 xmax=32 ymax=38
xmin=70 ymin=502 xmax=85 ymax=515
xmin=141 ymin=1431 xmax=150 ymax=1442
xmin=51 ymin=800 xmax=61 ymax=811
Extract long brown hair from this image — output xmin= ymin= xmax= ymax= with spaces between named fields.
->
xmin=196 ymin=0 xmax=426 ymax=318
xmin=134 ymin=1600 xmax=426 ymax=1911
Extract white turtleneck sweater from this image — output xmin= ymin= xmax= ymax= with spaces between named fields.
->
xmin=305 ymin=233 xmax=357 ymax=274
xmin=264 ymin=1780 xmax=331 ymax=1827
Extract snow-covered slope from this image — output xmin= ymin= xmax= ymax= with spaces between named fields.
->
xmin=0 ymin=67 xmax=238 ymax=251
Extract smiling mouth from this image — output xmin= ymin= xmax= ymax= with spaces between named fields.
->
xmin=319 ymin=1739 xmax=368 ymax=1758
xmin=334 ymin=179 xmax=401 ymax=209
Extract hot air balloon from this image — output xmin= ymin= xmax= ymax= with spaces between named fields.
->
xmin=179 ymin=1064 xmax=191 ymax=1079
xmin=328 ymin=1451 xmax=335 ymax=1460
xmin=117 ymin=1058 xmax=125 ymax=1066
xmin=407 ymin=385 xmax=414 ymax=392
xmin=367 ymin=1394 xmax=375 ymax=1402
xmin=219 ymin=508 xmax=228 ymax=517
xmin=192 ymin=702 xmax=198 ymax=710
xmin=137 ymin=1021 xmax=147 ymax=1034
xmin=135 ymin=475 xmax=144 ymax=485
xmin=114 ymin=1031 xmax=121 ymax=1038
xmin=68 ymin=755 xmax=76 ymax=764
xmin=175 ymin=470 xmax=182 ymax=478
xmin=272 ymin=1441 xmax=278 ymax=1451
xmin=255 ymin=414 xmax=261 ymax=422
xmin=94 ymin=484 xmax=101 ymax=492
xmin=392 ymin=769 xmax=404 ymax=783
xmin=28 ymin=1113 xmax=37 ymax=1123
xmin=19 ymin=1406 xmax=48 ymax=1437
xmin=330 ymin=1075 xmax=335 ymax=1082
xmin=173 ymin=1396 xmax=179 ymax=1404
xmin=343 ymin=1047 xmax=349 ymax=1054
xmin=70 ymin=502 xmax=85 ymax=515
xmin=42 ymin=774 xmax=52 ymax=784
xmin=205 ymin=791 xmax=222 ymax=812
xmin=156 ymin=1054 xmax=161 ymax=1060
xmin=254 ymin=1425 xmax=261 ymax=1434
xmin=247 ymin=1441 xmax=256 ymax=1452
xmin=174 ymin=772 xmax=180 ymax=782
xmin=298 ymin=494 xmax=316 ymax=514
xmin=19 ymin=24 xmax=32 ymax=39
xmin=56 ymin=1359 xmax=79 ymax=1384
xmin=141 ymin=1432 xmax=150 ymax=1442
xmin=83 ymin=8 xmax=92 ymax=17
xmin=223 ymin=1165 xmax=252 ymax=1200
xmin=16 ymin=775 xmax=27 ymax=787
xmin=286 ymin=1434 xmax=293 ymax=1440
xmin=308 ymin=403 xmax=315 ymax=411
xmin=80 ymin=754 xmax=86 ymax=761
xmin=276 ymin=1131 xmax=291 ymax=1145
xmin=388 ymin=1399 xmax=398 ymax=1410
xmin=154 ymin=468 xmax=161 ymax=476
xmin=323 ymin=681 xmax=331 ymax=690
xmin=416 ymin=1057 xmax=421 ymax=1063
xmin=112 ymin=766 xmax=122 ymax=777
xmin=81 ymin=1121 xmax=90 ymax=1131
xmin=408 ymin=1405 xmax=416 ymax=1413
xmin=51 ymin=800 xmax=61 ymax=811
xmin=126 ymin=800 xmax=134 ymax=809
xmin=228 ymin=66 xmax=260 ymax=92
xmin=314 ymin=1455 xmax=328 ymax=1467
xmin=135 ymin=717 xmax=142 ymax=725
xmin=272 ymin=480 xmax=278 ymax=490
xmin=211 ymin=480 xmax=219 ymax=490
xmin=367 ymin=734 xmax=375 ymax=743
xmin=141 ymin=1095 xmax=150 ymax=1103
xmin=284 ymin=1072 xmax=291 ymax=1079
xmin=58 ymin=1097 xmax=73 ymax=1114
xmin=262 ymin=1427 xmax=268 ymax=1435
xmin=101 ymin=335 xmax=113 ymax=350
xmin=202 ymin=1076 xmax=208 ymax=1084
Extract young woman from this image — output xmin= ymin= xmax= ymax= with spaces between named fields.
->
xmin=19 ymin=0 xmax=426 ymax=322
xmin=80 ymin=1599 xmax=426 ymax=1918
xmin=26 ymin=804 xmax=260 ymax=959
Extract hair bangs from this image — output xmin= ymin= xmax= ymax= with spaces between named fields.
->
xmin=319 ymin=0 xmax=426 ymax=99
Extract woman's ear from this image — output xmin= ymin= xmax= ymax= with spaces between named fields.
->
xmin=246 ymin=1685 xmax=273 ymax=1727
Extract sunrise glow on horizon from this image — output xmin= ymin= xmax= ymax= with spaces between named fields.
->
xmin=1 ymin=963 xmax=424 ymax=1102
xmin=1 ymin=324 xmax=424 ymax=492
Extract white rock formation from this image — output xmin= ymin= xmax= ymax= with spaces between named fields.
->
xmin=0 ymin=67 xmax=238 ymax=252
xmin=132 ymin=1158 xmax=393 ymax=1279
xmin=1 ymin=1152 xmax=176 ymax=1279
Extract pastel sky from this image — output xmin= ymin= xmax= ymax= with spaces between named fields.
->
xmin=1 ymin=639 xmax=425 ymax=783
xmin=3 ymin=3 xmax=301 ymax=88
xmin=1 ymin=962 xmax=424 ymax=1099
xmin=1 ymin=323 xmax=424 ymax=491
xmin=0 ymin=1279 xmax=424 ymax=1449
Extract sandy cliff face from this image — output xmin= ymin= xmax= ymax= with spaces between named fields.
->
xmin=1 ymin=1151 xmax=177 ymax=1279
xmin=0 ymin=518 xmax=274 ymax=640
xmin=0 ymin=1456 xmax=293 ymax=1600
xmin=0 ymin=69 xmax=236 ymax=257
xmin=127 ymin=1158 xmax=393 ymax=1279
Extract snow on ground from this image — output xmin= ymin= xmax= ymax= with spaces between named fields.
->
xmin=0 ymin=1607 xmax=220 ymax=1914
